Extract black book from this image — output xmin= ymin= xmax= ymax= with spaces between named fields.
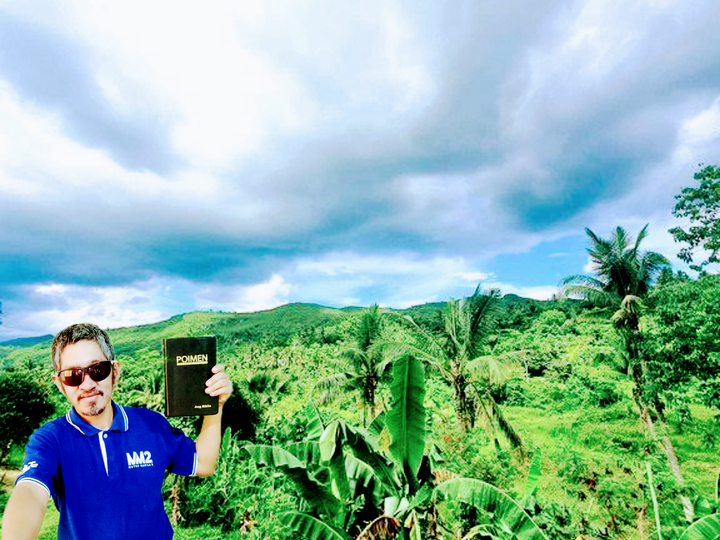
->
xmin=163 ymin=336 xmax=218 ymax=417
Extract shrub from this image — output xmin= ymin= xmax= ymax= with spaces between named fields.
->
xmin=171 ymin=428 xmax=295 ymax=538
xmin=0 ymin=371 xmax=55 ymax=465
xmin=219 ymin=389 xmax=262 ymax=441
xmin=532 ymin=503 xmax=579 ymax=540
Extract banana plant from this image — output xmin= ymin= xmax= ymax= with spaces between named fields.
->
xmin=315 ymin=353 xmax=431 ymax=537
xmin=521 ymin=449 xmax=543 ymax=510
xmin=245 ymin=399 xmax=389 ymax=538
xmin=245 ymin=355 xmax=547 ymax=540
xmin=434 ymin=478 xmax=548 ymax=540
xmin=678 ymin=514 xmax=720 ymax=540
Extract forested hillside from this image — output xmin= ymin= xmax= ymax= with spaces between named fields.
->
xmin=2 ymin=272 xmax=720 ymax=539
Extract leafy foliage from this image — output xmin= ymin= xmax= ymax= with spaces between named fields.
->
xmin=670 ymin=164 xmax=720 ymax=271
xmin=678 ymin=514 xmax=720 ymax=540
xmin=561 ymin=225 xmax=669 ymax=305
xmin=246 ymin=354 xmax=547 ymax=540
xmin=434 ymin=478 xmax=548 ymax=540
xmin=173 ymin=427 xmax=295 ymax=537
xmin=3 ymin=288 xmax=720 ymax=539
xmin=316 ymin=305 xmax=392 ymax=425
xmin=643 ymin=275 xmax=720 ymax=398
xmin=0 ymin=371 xmax=55 ymax=465
xmin=279 ymin=512 xmax=351 ymax=540
xmin=386 ymin=354 xmax=426 ymax=486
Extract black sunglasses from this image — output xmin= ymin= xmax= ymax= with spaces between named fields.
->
xmin=57 ymin=361 xmax=114 ymax=387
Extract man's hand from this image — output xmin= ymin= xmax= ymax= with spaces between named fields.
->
xmin=196 ymin=364 xmax=233 ymax=476
xmin=205 ymin=364 xmax=233 ymax=407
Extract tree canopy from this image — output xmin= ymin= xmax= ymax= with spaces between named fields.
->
xmin=643 ymin=274 xmax=720 ymax=395
xmin=560 ymin=225 xmax=669 ymax=305
xmin=670 ymin=164 xmax=720 ymax=271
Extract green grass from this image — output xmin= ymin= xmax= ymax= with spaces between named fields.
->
xmin=6 ymin=446 xmax=24 ymax=470
xmin=37 ymin=503 xmax=59 ymax=540
xmin=1 ymin=501 xmax=244 ymax=540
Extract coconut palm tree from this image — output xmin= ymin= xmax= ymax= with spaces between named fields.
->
xmin=561 ymin=226 xmax=695 ymax=520
xmin=316 ymin=305 xmax=392 ymax=426
xmin=388 ymin=288 xmax=499 ymax=431
xmin=383 ymin=287 xmax=524 ymax=455
xmin=560 ymin=224 xmax=669 ymax=306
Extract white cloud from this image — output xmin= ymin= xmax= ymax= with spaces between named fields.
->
xmin=0 ymin=281 xmax=168 ymax=340
xmin=1 ymin=0 xmax=719 ymax=341
xmin=291 ymin=251 xmax=495 ymax=308
xmin=35 ymin=284 xmax=68 ymax=295
xmin=195 ymin=274 xmax=292 ymax=313
xmin=673 ymin=96 xmax=720 ymax=165
xmin=294 ymin=251 xmax=482 ymax=280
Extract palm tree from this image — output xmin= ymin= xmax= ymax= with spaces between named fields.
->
xmin=384 ymin=287 xmax=524 ymax=454
xmin=316 ymin=305 xmax=392 ymax=426
xmin=560 ymin=224 xmax=669 ymax=306
xmin=561 ymin=226 xmax=695 ymax=521
xmin=123 ymin=369 xmax=164 ymax=412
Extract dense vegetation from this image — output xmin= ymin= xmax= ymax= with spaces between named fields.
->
xmin=1 ymin=166 xmax=720 ymax=539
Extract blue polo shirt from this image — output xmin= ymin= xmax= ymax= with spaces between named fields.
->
xmin=16 ymin=402 xmax=197 ymax=540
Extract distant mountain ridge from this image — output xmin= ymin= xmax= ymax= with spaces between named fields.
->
xmin=0 ymin=295 xmax=555 ymax=349
xmin=0 ymin=334 xmax=53 ymax=347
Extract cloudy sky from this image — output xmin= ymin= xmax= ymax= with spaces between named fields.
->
xmin=0 ymin=0 xmax=718 ymax=341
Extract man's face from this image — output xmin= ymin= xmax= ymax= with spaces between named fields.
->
xmin=52 ymin=340 xmax=119 ymax=420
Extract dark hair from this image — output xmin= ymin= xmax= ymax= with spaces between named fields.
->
xmin=52 ymin=323 xmax=115 ymax=372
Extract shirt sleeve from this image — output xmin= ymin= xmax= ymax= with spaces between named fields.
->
xmin=15 ymin=427 xmax=60 ymax=498
xmin=163 ymin=421 xmax=198 ymax=477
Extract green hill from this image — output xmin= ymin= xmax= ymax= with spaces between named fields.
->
xmin=2 ymin=285 xmax=719 ymax=540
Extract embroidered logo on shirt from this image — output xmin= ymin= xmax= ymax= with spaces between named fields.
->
xmin=126 ymin=451 xmax=154 ymax=468
xmin=21 ymin=461 xmax=39 ymax=474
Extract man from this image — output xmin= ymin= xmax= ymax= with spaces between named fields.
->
xmin=2 ymin=323 xmax=233 ymax=540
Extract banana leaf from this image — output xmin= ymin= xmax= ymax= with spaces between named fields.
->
xmin=244 ymin=444 xmax=304 ymax=469
xmin=522 ymin=449 xmax=542 ymax=506
xmin=279 ymin=512 xmax=352 ymax=540
xmin=244 ymin=444 xmax=341 ymax=517
xmin=434 ymin=478 xmax=548 ymax=540
xmin=367 ymin=410 xmax=386 ymax=438
xmin=344 ymin=453 xmax=376 ymax=499
xmin=306 ymin=403 xmax=326 ymax=441
xmin=678 ymin=514 xmax=720 ymax=540
xmin=322 ymin=419 xmax=400 ymax=495
xmin=386 ymin=354 xmax=426 ymax=491
xmin=284 ymin=440 xmax=323 ymax=467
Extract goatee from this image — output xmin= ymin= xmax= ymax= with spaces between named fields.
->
xmin=79 ymin=390 xmax=105 ymax=417
xmin=85 ymin=403 xmax=106 ymax=417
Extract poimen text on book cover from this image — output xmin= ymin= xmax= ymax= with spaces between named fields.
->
xmin=163 ymin=336 xmax=218 ymax=417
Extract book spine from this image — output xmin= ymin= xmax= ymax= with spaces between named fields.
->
xmin=163 ymin=339 xmax=169 ymax=417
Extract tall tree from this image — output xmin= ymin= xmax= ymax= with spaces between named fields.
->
xmin=561 ymin=226 xmax=695 ymax=521
xmin=670 ymin=164 xmax=720 ymax=272
xmin=316 ymin=305 xmax=391 ymax=426
xmin=561 ymin=225 xmax=668 ymax=382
